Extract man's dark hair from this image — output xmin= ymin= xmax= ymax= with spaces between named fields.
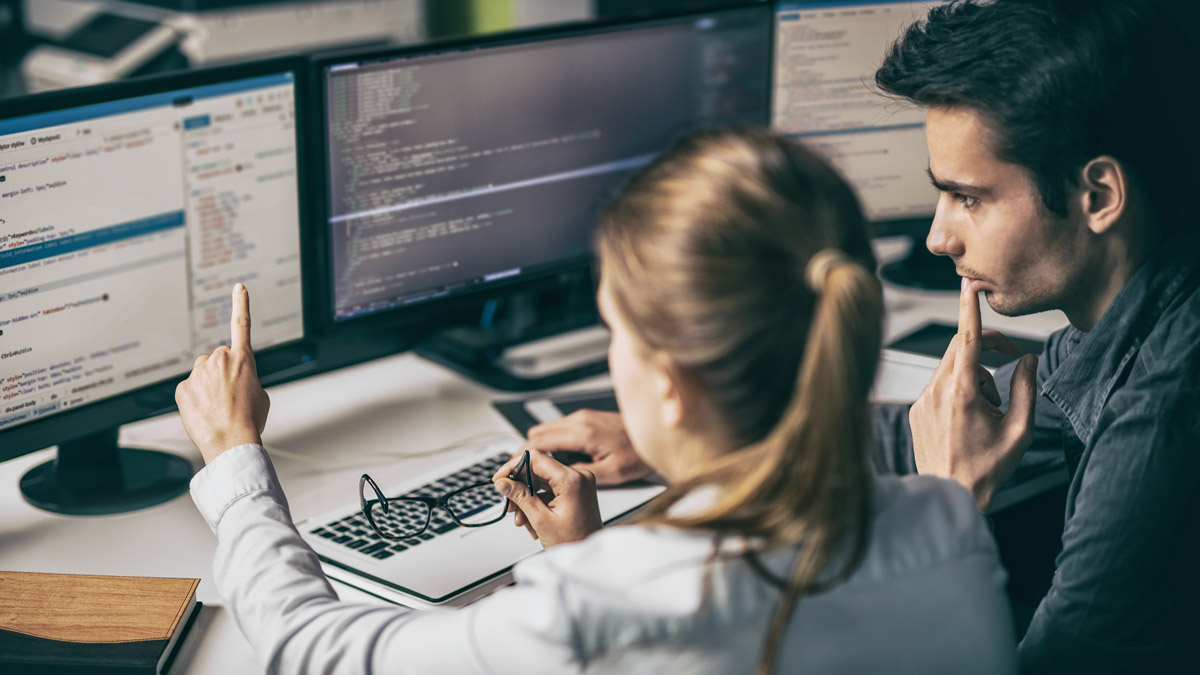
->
xmin=875 ymin=0 xmax=1196 ymax=233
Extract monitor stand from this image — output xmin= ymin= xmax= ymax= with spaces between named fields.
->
xmin=415 ymin=283 xmax=609 ymax=391
xmin=879 ymin=239 xmax=961 ymax=291
xmin=20 ymin=428 xmax=193 ymax=516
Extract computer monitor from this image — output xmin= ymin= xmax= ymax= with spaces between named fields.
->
xmin=772 ymin=1 xmax=956 ymax=289
xmin=0 ymin=59 xmax=311 ymax=514
xmin=315 ymin=4 xmax=773 ymax=388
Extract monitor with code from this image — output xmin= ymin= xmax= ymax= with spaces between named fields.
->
xmin=322 ymin=7 xmax=772 ymax=322
xmin=0 ymin=72 xmax=305 ymax=432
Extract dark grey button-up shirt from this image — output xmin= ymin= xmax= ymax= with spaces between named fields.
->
xmin=874 ymin=246 xmax=1200 ymax=673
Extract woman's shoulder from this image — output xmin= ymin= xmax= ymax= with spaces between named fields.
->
xmin=505 ymin=477 xmax=1009 ymax=666
xmin=514 ymin=519 xmax=720 ymax=590
xmin=872 ymin=472 xmax=982 ymax=526
xmin=516 ymin=474 xmax=993 ymax=589
xmin=853 ymin=473 xmax=999 ymax=583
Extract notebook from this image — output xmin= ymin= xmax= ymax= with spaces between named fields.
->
xmin=0 ymin=570 xmax=201 ymax=675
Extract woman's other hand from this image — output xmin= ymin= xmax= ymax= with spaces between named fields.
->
xmin=526 ymin=410 xmax=652 ymax=486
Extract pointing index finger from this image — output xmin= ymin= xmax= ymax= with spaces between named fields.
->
xmin=955 ymin=277 xmax=983 ymax=379
xmin=230 ymin=283 xmax=252 ymax=354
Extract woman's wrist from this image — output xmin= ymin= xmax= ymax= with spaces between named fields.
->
xmin=199 ymin=430 xmax=263 ymax=465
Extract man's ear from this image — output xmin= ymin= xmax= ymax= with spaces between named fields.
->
xmin=1078 ymin=156 xmax=1128 ymax=235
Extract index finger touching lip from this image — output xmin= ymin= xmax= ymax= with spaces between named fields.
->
xmin=955 ymin=276 xmax=983 ymax=376
xmin=230 ymin=283 xmax=252 ymax=354
xmin=958 ymin=277 xmax=984 ymax=336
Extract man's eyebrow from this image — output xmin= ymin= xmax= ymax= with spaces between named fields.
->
xmin=926 ymin=166 xmax=993 ymax=198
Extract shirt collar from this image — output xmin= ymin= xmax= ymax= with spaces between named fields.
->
xmin=1042 ymin=247 xmax=1193 ymax=445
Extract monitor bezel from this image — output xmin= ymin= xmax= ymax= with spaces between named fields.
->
xmin=0 ymin=56 xmax=320 ymax=461
xmin=309 ymin=2 xmax=776 ymax=338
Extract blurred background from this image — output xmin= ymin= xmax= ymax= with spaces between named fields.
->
xmin=0 ymin=0 xmax=742 ymax=99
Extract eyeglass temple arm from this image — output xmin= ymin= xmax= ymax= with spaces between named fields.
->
xmin=512 ymin=450 xmax=533 ymax=496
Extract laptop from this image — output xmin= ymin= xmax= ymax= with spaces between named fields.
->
xmin=298 ymin=393 xmax=663 ymax=608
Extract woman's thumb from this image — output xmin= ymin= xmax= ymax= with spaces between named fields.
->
xmin=494 ymin=477 xmax=542 ymax=516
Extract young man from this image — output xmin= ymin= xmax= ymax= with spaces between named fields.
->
xmin=529 ymin=1 xmax=1199 ymax=671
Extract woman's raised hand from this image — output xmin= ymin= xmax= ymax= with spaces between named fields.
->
xmin=176 ymin=284 xmax=271 ymax=465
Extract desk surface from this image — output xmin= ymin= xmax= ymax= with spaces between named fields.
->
xmin=0 ymin=239 xmax=1070 ymax=673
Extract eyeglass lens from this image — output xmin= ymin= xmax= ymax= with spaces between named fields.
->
xmin=365 ymin=497 xmax=429 ymax=539
xmin=362 ymin=450 xmax=530 ymax=537
xmin=446 ymin=483 xmax=509 ymax=526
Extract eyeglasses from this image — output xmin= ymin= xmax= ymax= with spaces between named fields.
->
xmin=359 ymin=450 xmax=533 ymax=541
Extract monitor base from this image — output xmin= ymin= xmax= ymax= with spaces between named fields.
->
xmin=20 ymin=429 xmax=193 ymax=516
xmin=416 ymin=324 xmax=609 ymax=392
xmin=415 ymin=274 xmax=609 ymax=392
xmin=879 ymin=240 xmax=961 ymax=291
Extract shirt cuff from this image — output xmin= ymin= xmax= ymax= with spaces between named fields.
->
xmin=189 ymin=443 xmax=284 ymax=531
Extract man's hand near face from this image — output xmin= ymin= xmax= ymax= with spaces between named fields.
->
xmin=909 ymin=278 xmax=1040 ymax=511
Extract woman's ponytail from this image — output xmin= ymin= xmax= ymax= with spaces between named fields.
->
xmin=754 ymin=252 xmax=882 ymax=675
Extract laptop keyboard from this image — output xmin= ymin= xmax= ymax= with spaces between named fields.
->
xmin=308 ymin=452 xmax=511 ymax=560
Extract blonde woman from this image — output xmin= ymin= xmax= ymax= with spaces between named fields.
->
xmin=178 ymin=129 xmax=1014 ymax=674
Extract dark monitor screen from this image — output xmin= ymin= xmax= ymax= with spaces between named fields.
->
xmin=772 ymin=1 xmax=942 ymax=226
xmin=0 ymin=70 xmax=306 ymax=436
xmin=321 ymin=6 xmax=772 ymax=322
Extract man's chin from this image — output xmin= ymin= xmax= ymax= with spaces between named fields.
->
xmin=982 ymin=290 xmax=1045 ymax=317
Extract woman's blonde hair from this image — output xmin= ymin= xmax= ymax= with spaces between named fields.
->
xmin=596 ymin=129 xmax=883 ymax=674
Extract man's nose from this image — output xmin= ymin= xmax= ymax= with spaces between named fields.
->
xmin=926 ymin=200 xmax=964 ymax=258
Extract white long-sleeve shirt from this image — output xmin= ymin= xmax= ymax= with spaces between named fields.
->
xmin=191 ymin=444 xmax=1016 ymax=674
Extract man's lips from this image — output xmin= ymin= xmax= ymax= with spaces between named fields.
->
xmin=957 ymin=271 xmax=990 ymax=292
xmin=967 ymin=279 xmax=984 ymax=291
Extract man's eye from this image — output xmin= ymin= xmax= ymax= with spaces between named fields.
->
xmin=952 ymin=193 xmax=979 ymax=208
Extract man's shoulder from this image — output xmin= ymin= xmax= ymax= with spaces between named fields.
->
xmin=1136 ymin=269 xmax=1200 ymax=384
xmin=1099 ymin=280 xmax=1200 ymax=434
xmin=1123 ymin=268 xmax=1200 ymax=387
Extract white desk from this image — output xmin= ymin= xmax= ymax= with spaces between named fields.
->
xmin=0 ymin=238 xmax=1069 ymax=673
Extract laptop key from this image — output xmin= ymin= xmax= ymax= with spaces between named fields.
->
xmin=346 ymin=539 xmax=367 ymax=549
xmin=432 ymin=521 xmax=459 ymax=535
xmin=362 ymin=542 xmax=388 ymax=554
xmin=372 ymin=550 xmax=394 ymax=560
